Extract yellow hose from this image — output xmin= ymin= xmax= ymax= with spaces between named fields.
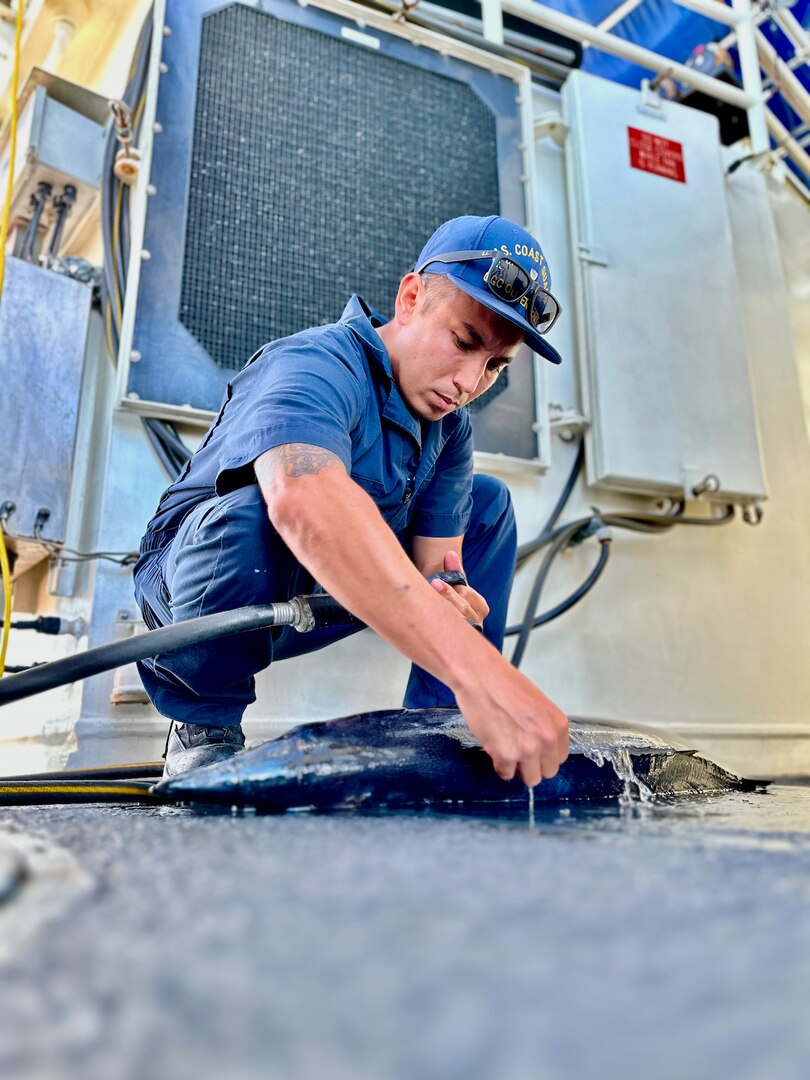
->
xmin=0 ymin=1 xmax=26 ymax=678
xmin=0 ymin=0 xmax=24 ymax=300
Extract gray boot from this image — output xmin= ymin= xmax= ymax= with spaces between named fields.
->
xmin=163 ymin=721 xmax=246 ymax=779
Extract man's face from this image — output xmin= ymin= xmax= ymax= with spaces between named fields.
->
xmin=388 ymin=276 xmax=524 ymax=422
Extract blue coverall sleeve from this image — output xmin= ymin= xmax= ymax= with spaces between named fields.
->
xmin=214 ymin=340 xmax=364 ymax=494
xmin=409 ymin=411 xmax=474 ymax=538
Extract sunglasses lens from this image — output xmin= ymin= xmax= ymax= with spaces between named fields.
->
xmin=528 ymin=291 xmax=559 ymax=333
xmin=486 ymin=258 xmax=531 ymax=302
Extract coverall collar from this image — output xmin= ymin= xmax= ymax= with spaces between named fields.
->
xmin=341 ymin=295 xmax=422 ymax=448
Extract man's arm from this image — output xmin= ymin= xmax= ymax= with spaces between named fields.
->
xmin=255 ymin=443 xmax=568 ymax=787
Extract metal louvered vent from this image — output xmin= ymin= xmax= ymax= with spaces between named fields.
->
xmin=179 ymin=3 xmax=501 ymax=372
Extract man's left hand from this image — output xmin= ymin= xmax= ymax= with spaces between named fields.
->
xmin=428 ymin=550 xmax=489 ymax=629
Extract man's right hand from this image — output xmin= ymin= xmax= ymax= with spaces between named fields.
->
xmin=453 ymin=656 xmax=569 ymax=788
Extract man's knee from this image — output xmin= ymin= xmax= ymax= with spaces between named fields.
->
xmin=163 ymin=484 xmax=299 ymax=611
xmin=469 ymin=473 xmax=515 ymax=534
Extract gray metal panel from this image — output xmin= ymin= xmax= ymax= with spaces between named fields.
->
xmin=563 ymin=71 xmax=767 ymax=501
xmin=27 ymin=87 xmax=105 ymax=189
xmin=0 ymin=258 xmax=92 ymax=542
xmin=130 ymin=0 xmax=533 ymax=459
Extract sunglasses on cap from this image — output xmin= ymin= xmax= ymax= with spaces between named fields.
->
xmin=414 ymin=248 xmax=561 ymax=335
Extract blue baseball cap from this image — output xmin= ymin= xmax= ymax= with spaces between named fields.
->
xmin=414 ymin=215 xmax=562 ymax=365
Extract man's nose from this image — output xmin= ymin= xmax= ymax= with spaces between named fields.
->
xmin=453 ymin=356 xmax=486 ymax=396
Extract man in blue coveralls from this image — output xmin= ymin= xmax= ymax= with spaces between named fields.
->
xmin=134 ymin=215 xmax=570 ymax=783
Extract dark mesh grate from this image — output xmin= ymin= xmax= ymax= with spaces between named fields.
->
xmin=466 ymin=369 xmax=509 ymax=413
xmin=179 ymin=4 xmax=501 ymax=371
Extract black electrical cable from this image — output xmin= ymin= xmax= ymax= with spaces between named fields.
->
xmin=516 ymin=440 xmax=584 ymax=565
xmin=511 ymin=519 xmax=586 ymax=668
xmin=508 ymin=502 xmax=735 ymax=666
xmin=145 ymin=419 xmax=191 ymax=475
xmin=30 ymin=529 xmax=137 ymax=566
xmin=142 ymin=418 xmax=181 ymax=479
xmin=604 ymin=506 xmax=735 ymax=530
xmin=4 ymin=617 xmax=61 ymax=632
xmin=151 ymin=420 xmax=192 ymax=461
xmin=506 ymin=538 xmax=611 ymax=638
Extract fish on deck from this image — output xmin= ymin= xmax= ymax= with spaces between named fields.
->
xmin=155 ymin=708 xmax=763 ymax=811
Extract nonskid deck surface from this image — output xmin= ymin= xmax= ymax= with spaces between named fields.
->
xmin=157 ymin=708 xmax=761 ymax=810
xmin=1 ymin=786 xmax=808 ymax=1079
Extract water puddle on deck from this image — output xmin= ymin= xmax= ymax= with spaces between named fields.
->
xmin=432 ymin=783 xmax=810 ymax=859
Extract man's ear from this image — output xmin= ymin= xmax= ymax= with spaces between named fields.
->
xmin=394 ymin=272 xmax=424 ymax=325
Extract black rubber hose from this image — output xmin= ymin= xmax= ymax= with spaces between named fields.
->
xmin=3 ymin=617 xmax=61 ymax=633
xmin=506 ymin=539 xmax=611 ymax=637
xmin=516 ymin=440 xmax=584 ymax=565
xmin=524 ymin=503 xmax=735 ymax=556
xmin=511 ymin=520 xmax=585 ymax=668
xmin=1 ymin=763 xmax=163 ymax=782
xmin=0 ymin=606 xmax=284 ymax=706
xmin=509 ymin=505 xmax=734 ymax=665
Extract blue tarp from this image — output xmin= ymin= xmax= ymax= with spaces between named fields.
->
xmin=547 ymin=0 xmax=809 ymax=187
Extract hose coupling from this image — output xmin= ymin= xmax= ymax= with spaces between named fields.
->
xmin=286 ymin=597 xmax=316 ymax=633
xmin=742 ymin=501 xmax=764 ymax=526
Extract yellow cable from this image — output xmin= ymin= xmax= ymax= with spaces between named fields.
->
xmin=133 ymin=91 xmax=145 ymax=133
xmin=112 ymin=181 xmax=124 ymax=324
xmin=0 ymin=2 xmax=25 ymax=678
xmin=109 ymin=91 xmax=145 ymax=341
xmin=0 ymin=0 xmax=24 ymax=301
xmin=105 ymin=297 xmax=116 ymax=359
xmin=0 ymin=521 xmax=12 ymax=678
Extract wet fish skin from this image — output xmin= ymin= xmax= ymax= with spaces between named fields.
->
xmin=155 ymin=708 xmax=760 ymax=811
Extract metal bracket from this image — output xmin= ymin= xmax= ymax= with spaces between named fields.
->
xmin=534 ymin=111 xmax=568 ymax=148
xmin=639 ymin=77 xmax=665 ymax=113
xmin=548 ymin=404 xmax=589 ymax=441
xmin=576 ymin=242 xmax=609 ymax=268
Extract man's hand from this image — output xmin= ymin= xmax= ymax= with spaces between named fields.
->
xmin=428 ymin=550 xmax=489 ymax=628
xmin=454 ymin=659 xmax=569 ymax=789
xmin=427 ymin=553 xmax=567 ymax=787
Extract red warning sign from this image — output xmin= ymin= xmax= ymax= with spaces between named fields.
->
xmin=628 ymin=127 xmax=686 ymax=183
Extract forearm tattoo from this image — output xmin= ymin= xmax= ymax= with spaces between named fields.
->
xmin=268 ymin=443 xmax=341 ymax=478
